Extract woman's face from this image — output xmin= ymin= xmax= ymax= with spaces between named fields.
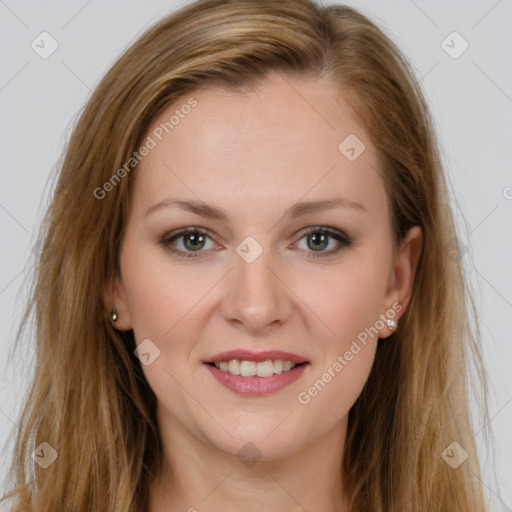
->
xmin=110 ymin=72 xmax=420 ymax=461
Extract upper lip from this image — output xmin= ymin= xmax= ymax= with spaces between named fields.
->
xmin=204 ymin=349 xmax=309 ymax=364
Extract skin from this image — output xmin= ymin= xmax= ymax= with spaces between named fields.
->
xmin=105 ymin=72 xmax=422 ymax=511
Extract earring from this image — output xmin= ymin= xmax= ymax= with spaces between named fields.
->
xmin=386 ymin=318 xmax=397 ymax=332
xmin=111 ymin=307 xmax=118 ymax=322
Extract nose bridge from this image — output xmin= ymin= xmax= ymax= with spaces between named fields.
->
xmin=221 ymin=234 xmax=290 ymax=331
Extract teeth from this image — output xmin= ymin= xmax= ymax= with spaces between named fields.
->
xmin=240 ymin=360 xmax=256 ymax=377
xmin=228 ymin=359 xmax=240 ymax=375
xmin=283 ymin=360 xmax=294 ymax=371
xmin=213 ymin=359 xmax=298 ymax=377
xmin=256 ymin=360 xmax=274 ymax=378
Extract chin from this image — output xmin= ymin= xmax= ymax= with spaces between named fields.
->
xmin=201 ymin=415 xmax=308 ymax=462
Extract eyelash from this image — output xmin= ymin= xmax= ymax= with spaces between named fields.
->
xmin=159 ymin=226 xmax=352 ymax=259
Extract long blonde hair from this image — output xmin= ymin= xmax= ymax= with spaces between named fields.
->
xmin=1 ymin=0 xmax=491 ymax=510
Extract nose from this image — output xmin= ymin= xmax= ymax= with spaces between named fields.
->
xmin=220 ymin=239 xmax=293 ymax=335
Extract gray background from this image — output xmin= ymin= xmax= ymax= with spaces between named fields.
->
xmin=0 ymin=0 xmax=511 ymax=508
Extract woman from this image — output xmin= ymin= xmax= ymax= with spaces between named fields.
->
xmin=1 ymin=0 xmax=491 ymax=510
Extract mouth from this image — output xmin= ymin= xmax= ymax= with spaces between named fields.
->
xmin=203 ymin=350 xmax=310 ymax=396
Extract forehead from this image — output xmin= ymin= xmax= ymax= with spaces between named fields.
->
xmin=131 ymin=73 xmax=386 ymax=222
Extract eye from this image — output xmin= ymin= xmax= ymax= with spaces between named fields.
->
xmin=160 ymin=227 xmax=217 ymax=258
xmin=159 ymin=226 xmax=352 ymax=259
xmin=293 ymin=226 xmax=352 ymax=258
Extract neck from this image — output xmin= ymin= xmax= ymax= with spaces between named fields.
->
xmin=148 ymin=413 xmax=351 ymax=512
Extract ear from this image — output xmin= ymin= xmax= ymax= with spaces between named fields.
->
xmin=103 ymin=274 xmax=133 ymax=331
xmin=379 ymin=225 xmax=422 ymax=338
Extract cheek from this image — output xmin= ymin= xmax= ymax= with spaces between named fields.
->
xmin=292 ymin=265 xmax=385 ymax=429
xmin=291 ymin=252 xmax=388 ymax=415
xmin=294 ymin=257 xmax=388 ymax=348
xmin=122 ymin=247 xmax=210 ymax=342
xmin=120 ymin=250 xmax=215 ymax=426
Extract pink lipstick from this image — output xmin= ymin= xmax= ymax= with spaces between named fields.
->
xmin=203 ymin=349 xmax=310 ymax=397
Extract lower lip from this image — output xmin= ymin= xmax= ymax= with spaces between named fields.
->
xmin=204 ymin=363 xmax=309 ymax=397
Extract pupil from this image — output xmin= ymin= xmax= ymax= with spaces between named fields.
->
xmin=309 ymin=233 xmax=327 ymax=251
xmin=185 ymin=233 xmax=204 ymax=251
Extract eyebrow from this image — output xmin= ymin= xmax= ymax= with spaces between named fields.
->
xmin=144 ymin=196 xmax=367 ymax=220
